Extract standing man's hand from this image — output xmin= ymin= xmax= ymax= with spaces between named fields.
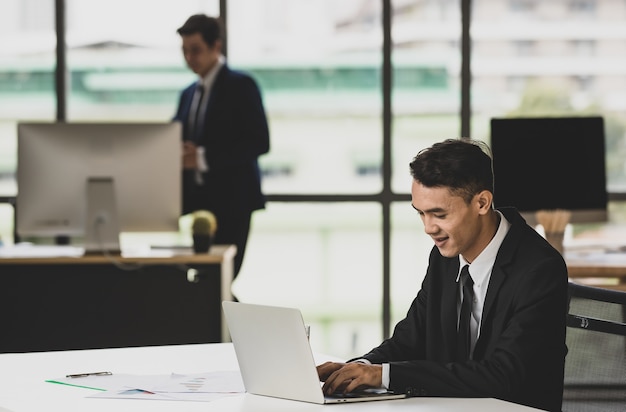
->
xmin=317 ymin=361 xmax=383 ymax=395
xmin=182 ymin=140 xmax=198 ymax=169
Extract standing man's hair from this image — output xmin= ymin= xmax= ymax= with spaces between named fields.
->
xmin=409 ymin=138 xmax=494 ymax=204
xmin=177 ymin=14 xmax=224 ymax=47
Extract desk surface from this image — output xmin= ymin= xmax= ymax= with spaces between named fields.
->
xmin=0 ymin=343 xmax=541 ymax=412
xmin=565 ymin=250 xmax=626 ymax=290
xmin=545 ymin=222 xmax=626 ymax=290
xmin=567 ymin=250 xmax=626 ymax=270
xmin=0 ymin=244 xmax=236 ymax=264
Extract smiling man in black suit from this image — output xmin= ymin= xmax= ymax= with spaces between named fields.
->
xmin=318 ymin=138 xmax=568 ymax=412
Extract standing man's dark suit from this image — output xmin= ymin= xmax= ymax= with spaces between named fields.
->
xmin=175 ymin=65 xmax=269 ymax=214
xmin=361 ymin=207 xmax=568 ymax=411
xmin=174 ymin=64 xmax=270 ymax=276
xmin=175 ymin=14 xmax=270 ymax=278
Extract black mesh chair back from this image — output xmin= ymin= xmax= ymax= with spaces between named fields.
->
xmin=563 ymin=282 xmax=626 ymax=412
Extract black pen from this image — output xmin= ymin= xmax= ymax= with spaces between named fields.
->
xmin=66 ymin=371 xmax=112 ymax=378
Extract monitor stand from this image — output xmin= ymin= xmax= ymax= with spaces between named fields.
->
xmin=84 ymin=177 xmax=121 ymax=255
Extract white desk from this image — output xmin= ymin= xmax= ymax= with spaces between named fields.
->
xmin=0 ymin=343 xmax=542 ymax=411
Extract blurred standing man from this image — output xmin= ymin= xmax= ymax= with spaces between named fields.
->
xmin=317 ymin=139 xmax=568 ymax=412
xmin=174 ymin=14 xmax=270 ymax=278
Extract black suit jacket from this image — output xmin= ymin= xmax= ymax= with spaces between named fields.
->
xmin=361 ymin=208 xmax=568 ymax=412
xmin=174 ymin=64 xmax=270 ymax=215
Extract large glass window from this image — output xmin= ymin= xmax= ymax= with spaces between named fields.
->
xmin=225 ymin=1 xmax=386 ymax=355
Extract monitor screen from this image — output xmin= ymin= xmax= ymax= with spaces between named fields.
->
xmin=490 ymin=116 xmax=607 ymax=224
xmin=17 ymin=122 xmax=182 ymax=251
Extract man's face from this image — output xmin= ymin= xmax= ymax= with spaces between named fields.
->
xmin=411 ymin=180 xmax=485 ymax=262
xmin=181 ymin=33 xmax=220 ymax=77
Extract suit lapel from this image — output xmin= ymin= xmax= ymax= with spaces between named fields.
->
xmin=442 ymin=259 xmax=460 ymax=360
xmin=476 ymin=208 xmax=523 ymax=354
xmin=483 ymin=209 xmax=523 ymax=318
xmin=180 ymin=86 xmax=195 ymax=139
xmin=182 ymin=87 xmax=194 ymax=116
xmin=481 ymin=264 xmax=506 ymax=327
xmin=204 ymin=65 xmax=227 ymax=118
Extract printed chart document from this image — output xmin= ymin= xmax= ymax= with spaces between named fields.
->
xmin=47 ymin=371 xmax=245 ymax=402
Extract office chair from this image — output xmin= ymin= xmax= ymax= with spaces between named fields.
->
xmin=563 ymin=282 xmax=626 ymax=412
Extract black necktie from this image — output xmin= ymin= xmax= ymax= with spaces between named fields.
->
xmin=191 ymin=84 xmax=205 ymax=142
xmin=457 ymin=265 xmax=474 ymax=361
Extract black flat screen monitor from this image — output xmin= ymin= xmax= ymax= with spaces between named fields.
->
xmin=490 ymin=116 xmax=607 ymax=224
xmin=17 ymin=122 xmax=182 ymax=252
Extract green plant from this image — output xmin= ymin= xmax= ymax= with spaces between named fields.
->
xmin=191 ymin=210 xmax=218 ymax=237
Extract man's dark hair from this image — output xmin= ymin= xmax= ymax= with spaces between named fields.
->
xmin=409 ymin=138 xmax=494 ymax=204
xmin=177 ymin=14 xmax=224 ymax=47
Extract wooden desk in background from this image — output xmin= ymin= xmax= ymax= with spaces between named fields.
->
xmin=566 ymin=250 xmax=626 ymax=291
xmin=0 ymin=245 xmax=236 ymax=353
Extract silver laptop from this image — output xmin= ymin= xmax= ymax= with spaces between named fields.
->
xmin=222 ymin=301 xmax=406 ymax=404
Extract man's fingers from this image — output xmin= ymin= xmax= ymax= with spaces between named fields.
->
xmin=317 ymin=362 xmax=345 ymax=381
xmin=323 ymin=367 xmax=355 ymax=394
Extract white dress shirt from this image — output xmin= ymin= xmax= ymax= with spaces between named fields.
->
xmin=190 ymin=55 xmax=225 ymax=184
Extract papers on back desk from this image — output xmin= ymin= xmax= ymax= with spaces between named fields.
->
xmin=48 ymin=371 xmax=245 ymax=402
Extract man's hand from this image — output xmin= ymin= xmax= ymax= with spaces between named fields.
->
xmin=317 ymin=361 xmax=383 ymax=395
xmin=182 ymin=141 xmax=198 ymax=169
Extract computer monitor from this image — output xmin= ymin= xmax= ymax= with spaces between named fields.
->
xmin=17 ymin=122 xmax=182 ymax=252
xmin=490 ymin=116 xmax=608 ymax=224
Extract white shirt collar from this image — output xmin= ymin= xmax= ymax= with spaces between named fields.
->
xmin=199 ymin=55 xmax=225 ymax=89
xmin=457 ymin=210 xmax=511 ymax=283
